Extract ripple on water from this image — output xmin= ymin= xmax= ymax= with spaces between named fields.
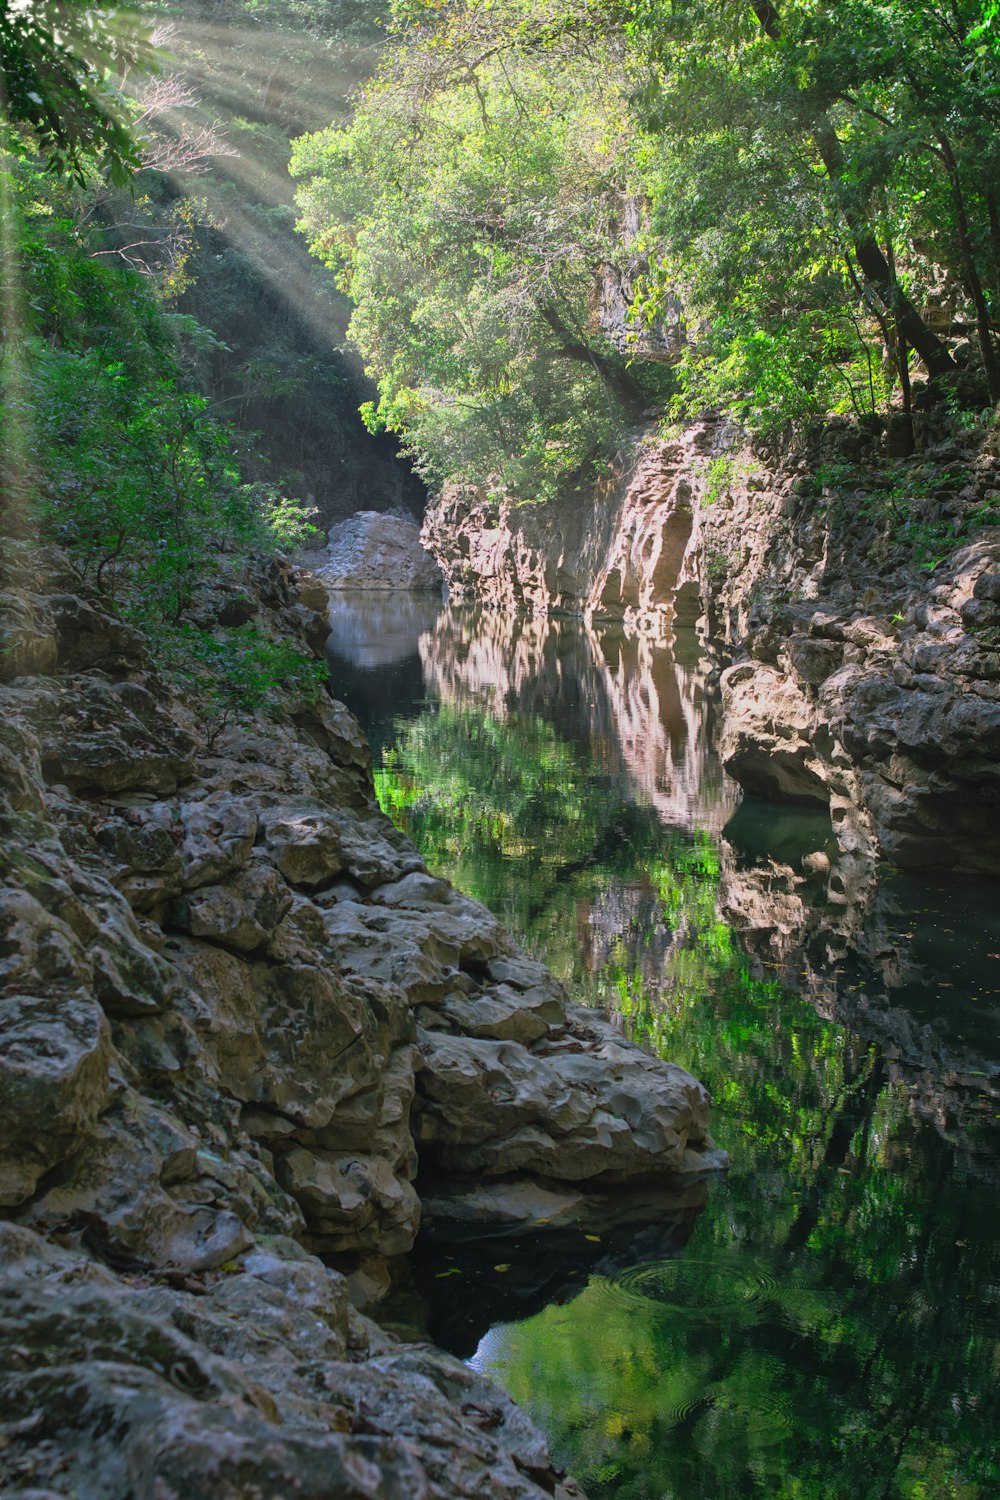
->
xmin=599 ymin=1253 xmax=783 ymax=1329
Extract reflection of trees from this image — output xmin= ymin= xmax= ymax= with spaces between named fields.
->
xmin=374 ymin=702 xmax=702 ymax=989
xmin=484 ymin=994 xmax=1000 ymax=1499
xmin=373 ymin=658 xmax=1000 ymax=1500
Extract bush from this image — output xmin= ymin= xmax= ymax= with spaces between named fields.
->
xmin=150 ymin=623 xmax=328 ymax=747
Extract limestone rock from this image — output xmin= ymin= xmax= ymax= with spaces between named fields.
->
xmin=170 ymin=861 xmax=293 ymax=953
xmin=438 ymin=985 xmax=563 ymax=1045
xmin=178 ymin=795 xmax=258 ymax=889
xmin=48 ymin=591 xmax=146 ymax=673
xmin=261 ymin=801 xmax=346 ymax=887
xmin=719 ymin=662 xmax=831 ymax=806
xmin=169 ymin=939 xmax=384 ymax=1131
xmin=0 ymin=714 xmax=46 ymax=815
xmin=318 ymin=510 xmax=444 ymax=593
xmin=278 ymin=1147 xmax=420 ymax=1255
xmin=0 ymin=677 xmax=196 ymax=794
xmin=94 ymin=802 xmax=184 ymax=912
xmin=0 ymin=590 xmax=58 ymax=678
xmin=0 ymin=1239 xmax=580 ymax=1500
xmin=0 ymin=993 xmax=111 ymax=1205
xmin=415 ymin=1008 xmax=724 ymax=1184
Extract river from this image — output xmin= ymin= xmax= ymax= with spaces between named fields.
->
xmin=327 ymin=595 xmax=1000 ymax=1500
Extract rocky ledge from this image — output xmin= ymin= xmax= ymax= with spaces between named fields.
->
xmin=0 ymin=542 xmax=722 ymax=1499
xmin=304 ymin=510 xmax=444 ymax=593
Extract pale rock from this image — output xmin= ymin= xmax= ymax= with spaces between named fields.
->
xmin=278 ymin=1147 xmax=420 ymax=1254
xmin=719 ymin=662 xmax=830 ymax=806
xmin=260 ymin=802 xmax=346 ymax=887
xmin=178 ymin=796 xmax=257 ymax=889
xmin=170 ymin=860 xmax=293 ymax=953
xmin=438 ymin=985 xmax=563 ymax=1045
xmin=415 ymin=1009 xmax=724 ymax=1184
xmin=319 ymin=510 xmax=444 ymax=593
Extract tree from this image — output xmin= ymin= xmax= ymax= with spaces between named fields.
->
xmin=628 ymin=1 xmax=1000 ymax=412
xmin=291 ymin=3 xmax=664 ymax=499
xmin=0 ymin=1 xmax=151 ymax=183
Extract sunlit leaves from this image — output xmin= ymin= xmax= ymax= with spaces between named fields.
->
xmin=0 ymin=0 xmax=152 ymax=184
xmin=291 ymin=4 xmax=660 ymax=496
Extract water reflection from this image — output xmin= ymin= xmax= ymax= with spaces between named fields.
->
xmin=326 ymin=592 xmax=443 ymax=671
xmin=328 ymin=598 xmax=1000 ymax=1500
xmin=418 ymin=604 xmax=736 ymax=836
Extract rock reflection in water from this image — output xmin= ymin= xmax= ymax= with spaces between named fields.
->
xmin=419 ymin=604 xmax=738 ymax=837
xmin=325 ymin=592 xmax=443 ymax=743
xmin=326 ymin=592 xmax=443 ymax=670
xmin=384 ymin=1180 xmax=708 ymax=1360
xmin=719 ymin=805 xmax=1000 ymax=1120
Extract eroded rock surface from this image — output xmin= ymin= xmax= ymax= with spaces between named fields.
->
xmin=0 ymin=543 xmax=723 ymax=1498
xmin=423 ymin=420 xmax=1000 ymax=873
xmin=310 ymin=510 xmax=444 ymax=592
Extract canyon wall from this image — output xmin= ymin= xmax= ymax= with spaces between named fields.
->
xmin=421 ymin=422 xmax=1000 ymax=875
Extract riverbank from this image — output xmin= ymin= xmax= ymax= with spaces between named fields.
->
xmin=421 ymin=419 xmax=1000 ymax=874
xmin=0 ymin=542 xmax=724 ymax=1499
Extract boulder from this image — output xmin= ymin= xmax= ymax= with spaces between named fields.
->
xmin=415 ymin=1007 xmax=725 ymax=1184
xmin=317 ymin=511 xmax=444 ymax=593
xmin=0 ymin=677 xmax=196 ymax=794
xmin=178 ymin=795 xmax=258 ymax=889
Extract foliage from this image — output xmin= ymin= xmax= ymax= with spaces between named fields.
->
xmin=800 ymin=454 xmax=999 ymax=571
xmin=627 ymin=0 xmax=1000 ymax=412
xmin=0 ymin=0 xmax=151 ymax=183
xmin=1 ymin=135 xmax=324 ymax=740
xmin=291 ymin=6 xmax=668 ymax=498
xmin=288 ymin=0 xmax=1000 ymax=477
xmin=235 ymin=484 xmax=321 ymax=549
xmin=150 ymin=622 xmax=328 ymax=746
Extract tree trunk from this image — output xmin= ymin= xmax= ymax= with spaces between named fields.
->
xmin=748 ymin=1 xmax=957 ymax=384
xmin=937 ymin=132 xmax=1000 ymax=404
xmin=539 ymin=303 xmax=645 ymax=411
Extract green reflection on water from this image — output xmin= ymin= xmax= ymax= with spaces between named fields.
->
xmin=375 ymin=700 xmax=1000 ymax=1500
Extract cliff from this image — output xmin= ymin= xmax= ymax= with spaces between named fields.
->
xmin=421 ymin=421 xmax=1000 ymax=875
xmin=0 ymin=540 xmax=724 ymax=1499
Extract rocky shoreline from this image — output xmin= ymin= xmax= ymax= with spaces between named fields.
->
xmin=421 ymin=420 xmax=1000 ymax=875
xmin=0 ymin=542 xmax=723 ymax=1499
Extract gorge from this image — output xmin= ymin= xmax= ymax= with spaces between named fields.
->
xmin=3 ymin=0 xmax=1000 ymax=1496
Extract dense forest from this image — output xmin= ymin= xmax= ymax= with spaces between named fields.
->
xmin=293 ymin=0 xmax=1000 ymax=497
xmin=5 ymin=3 xmax=999 ymax=540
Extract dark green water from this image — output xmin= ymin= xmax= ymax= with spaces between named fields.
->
xmin=327 ymin=598 xmax=1000 ymax=1500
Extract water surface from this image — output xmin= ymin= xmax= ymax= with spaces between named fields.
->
xmin=327 ymin=599 xmax=1000 ymax=1500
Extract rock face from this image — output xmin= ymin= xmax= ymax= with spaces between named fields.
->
xmin=422 ymin=427 xmax=702 ymax=629
xmin=0 ymin=541 xmax=724 ymax=1498
xmin=702 ymin=434 xmax=1000 ymax=875
xmin=311 ymin=510 xmax=444 ymax=592
xmin=422 ymin=422 xmax=1000 ymax=874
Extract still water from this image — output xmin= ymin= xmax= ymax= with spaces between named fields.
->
xmin=327 ymin=597 xmax=1000 ymax=1500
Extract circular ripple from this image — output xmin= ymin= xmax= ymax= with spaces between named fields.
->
xmin=602 ymin=1254 xmax=782 ymax=1326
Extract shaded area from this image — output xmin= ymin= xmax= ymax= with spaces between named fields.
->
xmin=334 ymin=603 xmax=1000 ymax=1500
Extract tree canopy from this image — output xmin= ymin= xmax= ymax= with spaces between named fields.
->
xmin=292 ymin=0 xmax=1000 ymax=490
